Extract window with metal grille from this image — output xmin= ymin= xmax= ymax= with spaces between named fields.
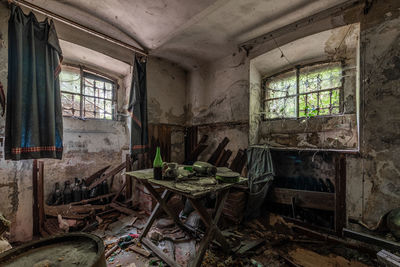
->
xmin=263 ymin=62 xmax=343 ymax=120
xmin=60 ymin=66 xmax=116 ymax=120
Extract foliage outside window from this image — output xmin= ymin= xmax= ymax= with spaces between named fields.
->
xmin=263 ymin=62 xmax=343 ymax=119
xmin=60 ymin=67 xmax=116 ymax=120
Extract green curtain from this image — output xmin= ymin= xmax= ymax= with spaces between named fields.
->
xmin=5 ymin=5 xmax=63 ymax=160
xmin=128 ymin=55 xmax=149 ymax=157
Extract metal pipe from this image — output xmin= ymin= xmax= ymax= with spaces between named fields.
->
xmin=12 ymin=0 xmax=148 ymax=57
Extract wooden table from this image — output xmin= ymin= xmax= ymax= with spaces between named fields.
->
xmin=126 ymin=169 xmax=247 ymax=267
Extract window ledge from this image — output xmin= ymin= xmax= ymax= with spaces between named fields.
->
xmin=262 ymin=113 xmax=356 ymax=122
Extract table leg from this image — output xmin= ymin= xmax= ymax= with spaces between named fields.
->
xmin=188 ymin=189 xmax=231 ymax=267
xmin=189 ymin=226 xmax=216 ymax=267
xmin=139 ymin=189 xmax=170 ymax=242
xmin=142 ymin=181 xmax=195 ymax=237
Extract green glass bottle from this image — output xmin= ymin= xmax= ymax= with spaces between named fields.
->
xmin=153 ymin=146 xmax=163 ymax=180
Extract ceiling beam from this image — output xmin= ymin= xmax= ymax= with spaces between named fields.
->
xmin=239 ymin=0 xmax=362 ymax=52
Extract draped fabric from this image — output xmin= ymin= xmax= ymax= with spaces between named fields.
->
xmin=5 ymin=5 xmax=63 ymax=160
xmin=245 ymin=146 xmax=275 ymax=219
xmin=128 ymin=55 xmax=149 ymax=157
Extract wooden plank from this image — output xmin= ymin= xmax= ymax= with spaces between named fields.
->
xmin=85 ymin=165 xmax=111 ymax=186
xmin=187 ymin=144 xmax=208 ymax=162
xmin=112 ymin=181 xmax=127 ymax=203
xmin=236 ymin=239 xmax=265 ymax=254
xmin=208 ymin=137 xmax=229 ymax=165
xmin=142 ymin=237 xmax=179 ymax=267
xmin=45 ymin=204 xmax=109 ymax=219
xmin=129 ymin=244 xmax=151 ymax=257
xmin=343 ymin=228 xmax=400 ymax=251
xmin=109 ymin=202 xmax=134 ymax=215
xmin=377 ymin=250 xmax=400 ymax=267
xmin=89 ymin=162 xmax=126 ymax=190
xmin=216 ymin=149 xmax=232 ymax=167
xmin=229 ymin=149 xmax=247 ymax=173
xmin=70 ymin=193 xmax=115 ymax=206
xmin=269 ymin=188 xmax=335 ymax=211
xmin=32 ymin=160 xmax=39 ymax=236
xmin=38 ymin=161 xmax=45 ymax=234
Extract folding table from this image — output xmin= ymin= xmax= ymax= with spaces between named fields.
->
xmin=126 ymin=169 xmax=247 ymax=267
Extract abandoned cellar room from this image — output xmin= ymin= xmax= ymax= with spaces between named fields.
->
xmin=0 ymin=0 xmax=400 ymax=266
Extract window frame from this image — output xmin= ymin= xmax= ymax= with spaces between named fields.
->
xmin=262 ymin=60 xmax=344 ymax=121
xmin=60 ymin=64 xmax=118 ymax=121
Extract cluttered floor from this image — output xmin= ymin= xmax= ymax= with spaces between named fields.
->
xmin=87 ymin=210 xmax=377 ymax=267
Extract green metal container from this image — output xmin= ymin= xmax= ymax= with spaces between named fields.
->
xmin=0 ymin=233 xmax=106 ymax=267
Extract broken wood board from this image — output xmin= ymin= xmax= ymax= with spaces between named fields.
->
xmin=70 ymin=193 xmax=115 ymax=206
xmin=236 ymin=239 xmax=265 ymax=255
xmin=45 ymin=204 xmax=109 ymax=219
xmin=377 ymin=250 xmax=400 ymax=267
xmin=129 ymin=244 xmax=151 ymax=257
xmin=287 ymin=247 xmax=370 ymax=267
xmin=89 ymin=162 xmax=126 ymax=190
xmin=109 ymin=202 xmax=135 ymax=215
xmin=86 ymin=165 xmax=111 ymax=186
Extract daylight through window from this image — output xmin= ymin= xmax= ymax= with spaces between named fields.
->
xmin=60 ymin=67 xmax=116 ymax=120
xmin=263 ymin=62 xmax=343 ymax=119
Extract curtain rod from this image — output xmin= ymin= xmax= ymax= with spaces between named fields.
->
xmin=11 ymin=0 xmax=148 ymax=57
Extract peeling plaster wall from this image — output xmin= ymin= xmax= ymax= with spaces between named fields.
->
xmin=0 ymin=4 xmax=188 ymax=242
xmin=250 ymin=24 xmax=360 ymax=150
xmin=187 ymin=53 xmax=249 ymax=163
xmin=347 ymin=10 xmax=400 ymax=226
xmin=187 ymin=0 xmax=400 ymax=226
xmin=0 ymin=10 xmax=130 ymax=242
xmin=147 ymin=56 xmax=187 ymax=164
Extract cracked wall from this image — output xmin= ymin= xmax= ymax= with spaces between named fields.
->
xmin=250 ymin=23 xmax=360 ymax=150
xmin=187 ymin=0 xmax=400 ymax=226
xmin=187 ymin=52 xmax=249 ymax=164
xmin=0 ymin=4 xmax=188 ymax=242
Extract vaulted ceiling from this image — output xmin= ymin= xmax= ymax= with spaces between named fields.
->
xmin=25 ymin=0 xmax=350 ymax=69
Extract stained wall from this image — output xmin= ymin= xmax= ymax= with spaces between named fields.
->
xmin=0 ymin=3 xmax=188 ymax=242
xmin=187 ymin=0 xmax=400 ymax=226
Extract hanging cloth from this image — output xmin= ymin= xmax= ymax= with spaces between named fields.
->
xmin=5 ymin=4 xmax=63 ymax=160
xmin=245 ymin=145 xmax=275 ymax=219
xmin=128 ymin=55 xmax=149 ymax=157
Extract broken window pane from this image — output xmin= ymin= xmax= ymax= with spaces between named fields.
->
xmin=266 ymin=96 xmax=296 ymax=119
xmin=60 ymin=67 xmax=116 ymax=120
xmin=60 ymin=69 xmax=80 ymax=93
xmin=263 ymin=61 xmax=342 ymax=119
xmin=299 ymin=62 xmax=342 ymax=93
xmin=265 ymin=70 xmax=296 ymax=99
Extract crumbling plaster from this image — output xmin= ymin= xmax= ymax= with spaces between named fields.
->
xmin=187 ymin=0 xmax=400 ymax=227
xmin=250 ymin=24 xmax=359 ymax=150
xmin=0 ymin=3 xmax=188 ymax=242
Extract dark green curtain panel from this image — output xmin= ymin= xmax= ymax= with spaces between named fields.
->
xmin=128 ymin=55 xmax=148 ymax=157
xmin=5 ymin=5 xmax=63 ymax=160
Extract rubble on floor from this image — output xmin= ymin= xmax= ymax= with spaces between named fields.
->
xmin=0 ymin=213 xmax=11 ymax=254
xmin=82 ymin=208 xmax=379 ymax=267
